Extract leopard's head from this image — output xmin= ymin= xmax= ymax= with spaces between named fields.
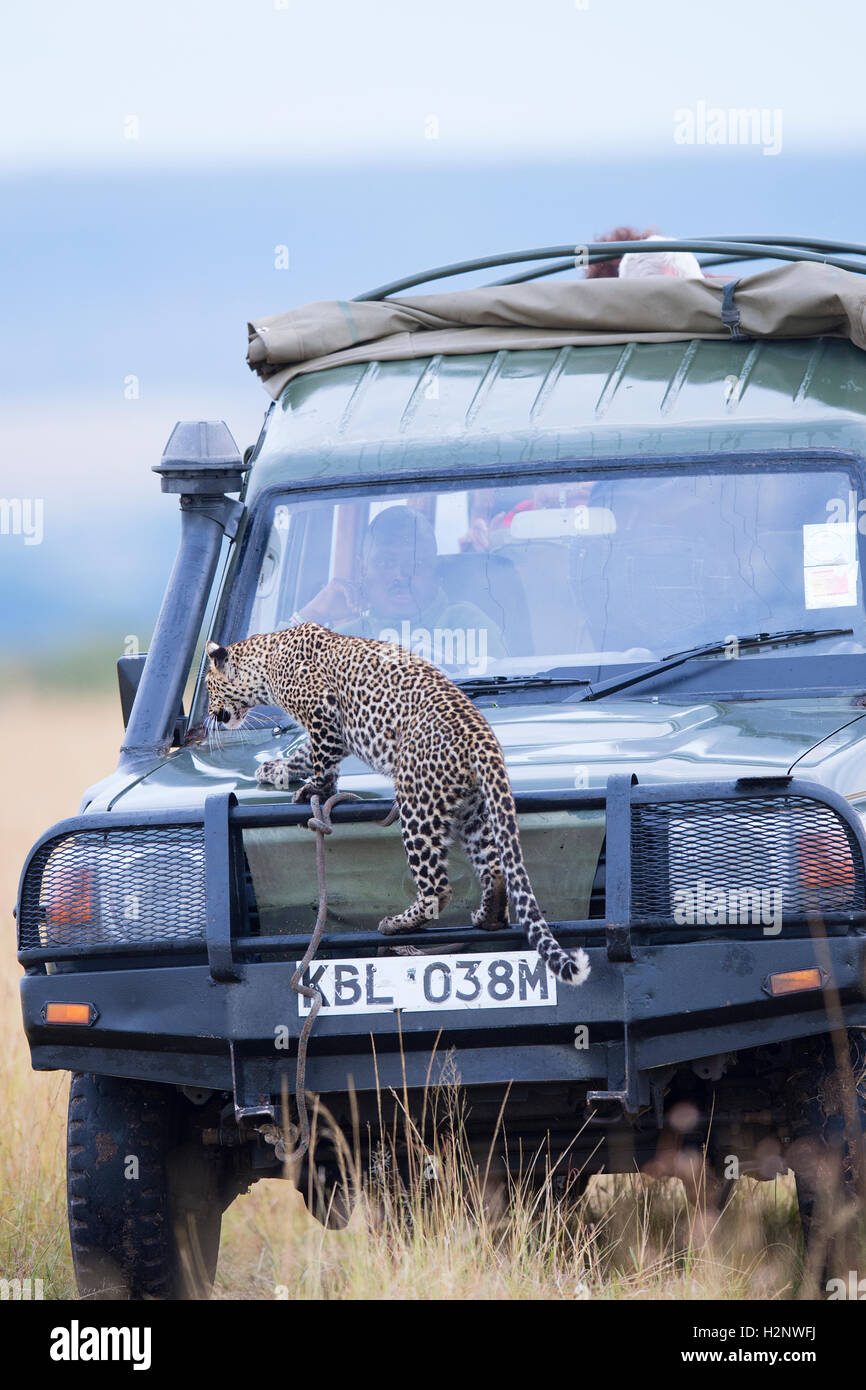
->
xmin=204 ymin=638 xmax=272 ymax=730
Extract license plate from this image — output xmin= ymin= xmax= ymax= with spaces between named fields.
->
xmin=295 ymin=950 xmax=558 ymax=1016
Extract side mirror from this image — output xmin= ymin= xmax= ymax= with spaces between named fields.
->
xmin=117 ymin=654 xmax=186 ymax=745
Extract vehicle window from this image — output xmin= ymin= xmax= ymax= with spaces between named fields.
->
xmin=240 ymin=467 xmax=866 ymax=679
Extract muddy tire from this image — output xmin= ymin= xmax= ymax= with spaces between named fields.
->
xmin=67 ymin=1072 xmax=239 ymax=1300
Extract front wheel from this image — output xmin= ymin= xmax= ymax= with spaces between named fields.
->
xmin=67 ymin=1073 xmax=243 ymax=1300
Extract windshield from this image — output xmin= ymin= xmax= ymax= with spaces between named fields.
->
xmin=230 ymin=464 xmax=866 ymax=681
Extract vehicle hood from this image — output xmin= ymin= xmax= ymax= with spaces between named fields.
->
xmin=94 ymin=695 xmax=866 ymax=814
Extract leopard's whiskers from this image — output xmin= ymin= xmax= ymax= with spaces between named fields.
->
xmin=205 ymin=713 xmax=223 ymax=751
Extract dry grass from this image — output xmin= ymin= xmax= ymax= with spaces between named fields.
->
xmin=0 ymin=687 xmax=123 ymax=1299
xmin=0 ymin=688 xmax=809 ymax=1300
xmin=213 ymin=1099 xmax=805 ymax=1301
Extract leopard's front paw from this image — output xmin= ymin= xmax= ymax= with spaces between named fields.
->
xmin=256 ymin=759 xmax=296 ymax=791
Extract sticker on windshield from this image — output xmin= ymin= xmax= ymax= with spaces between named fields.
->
xmin=803 ymin=522 xmax=858 ymax=609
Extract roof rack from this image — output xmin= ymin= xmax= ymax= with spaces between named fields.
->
xmin=353 ymin=236 xmax=866 ymax=302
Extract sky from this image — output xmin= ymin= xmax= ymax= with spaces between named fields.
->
xmin=1 ymin=1 xmax=864 ymax=654
xmin=2 ymin=0 xmax=865 ymax=172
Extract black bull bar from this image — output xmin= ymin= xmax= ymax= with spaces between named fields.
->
xmin=17 ymin=775 xmax=866 ymax=1116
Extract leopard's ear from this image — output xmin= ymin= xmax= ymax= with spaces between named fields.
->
xmin=206 ymin=640 xmax=229 ymax=670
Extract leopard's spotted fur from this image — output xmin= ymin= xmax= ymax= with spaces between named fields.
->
xmin=205 ymin=624 xmax=589 ymax=985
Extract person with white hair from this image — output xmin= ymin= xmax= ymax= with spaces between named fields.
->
xmin=584 ymin=225 xmax=704 ymax=279
xmin=618 ymin=234 xmax=703 ymax=279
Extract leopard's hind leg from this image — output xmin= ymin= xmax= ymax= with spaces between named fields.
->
xmin=455 ymin=791 xmax=509 ymax=930
xmin=377 ymin=786 xmax=460 ymax=937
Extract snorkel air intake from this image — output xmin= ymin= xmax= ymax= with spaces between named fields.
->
xmin=118 ymin=421 xmax=250 ymax=771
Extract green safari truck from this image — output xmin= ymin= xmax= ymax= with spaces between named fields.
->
xmin=16 ymin=236 xmax=866 ymax=1297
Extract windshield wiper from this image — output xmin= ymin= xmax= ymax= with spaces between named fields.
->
xmin=457 ymin=673 xmax=592 ymax=696
xmin=573 ymin=627 xmax=855 ymax=703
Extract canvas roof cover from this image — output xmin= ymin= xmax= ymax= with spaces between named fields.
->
xmin=247 ymin=262 xmax=866 ymax=399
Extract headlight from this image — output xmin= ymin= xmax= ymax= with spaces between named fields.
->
xmin=20 ymin=827 xmax=207 ymax=951
xmin=631 ymin=795 xmax=864 ymax=926
xmin=97 ymin=840 xmax=206 ymax=941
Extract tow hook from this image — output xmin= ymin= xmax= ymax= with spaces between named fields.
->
xmin=255 ymin=1121 xmax=299 ymax=1162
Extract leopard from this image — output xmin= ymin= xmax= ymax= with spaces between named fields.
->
xmin=204 ymin=623 xmax=590 ymax=985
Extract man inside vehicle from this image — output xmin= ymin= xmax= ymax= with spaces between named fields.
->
xmin=290 ymin=503 xmax=506 ymax=667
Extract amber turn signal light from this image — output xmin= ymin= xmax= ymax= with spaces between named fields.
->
xmin=43 ymin=1003 xmax=96 ymax=1026
xmin=45 ymin=866 xmax=93 ymax=928
xmin=797 ymin=832 xmax=855 ymax=899
xmin=764 ymin=968 xmax=825 ymax=998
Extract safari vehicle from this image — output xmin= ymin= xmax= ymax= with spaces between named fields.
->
xmin=17 ymin=236 xmax=866 ymax=1298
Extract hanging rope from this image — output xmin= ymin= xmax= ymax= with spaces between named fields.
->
xmin=288 ymin=790 xmax=398 ymax=1155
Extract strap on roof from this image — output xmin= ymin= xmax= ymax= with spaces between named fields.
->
xmin=720 ymin=280 xmax=752 ymax=343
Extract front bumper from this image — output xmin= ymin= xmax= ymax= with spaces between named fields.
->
xmin=21 ymin=936 xmax=866 ymax=1113
xmin=18 ymin=775 xmax=866 ymax=1114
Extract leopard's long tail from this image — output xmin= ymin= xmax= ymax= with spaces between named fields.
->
xmin=473 ymin=750 xmax=590 ymax=987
